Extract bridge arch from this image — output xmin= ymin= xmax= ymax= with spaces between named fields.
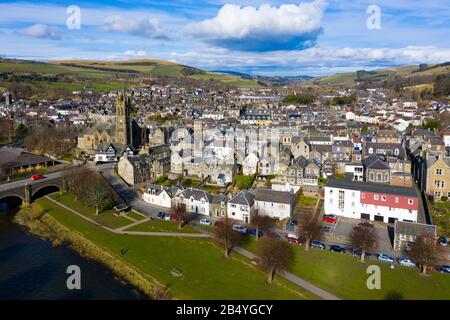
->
xmin=0 ymin=195 xmax=24 ymax=210
xmin=31 ymin=184 xmax=61 ymax=202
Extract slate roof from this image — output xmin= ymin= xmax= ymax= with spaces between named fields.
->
xmin=326 ymin=179 xmax=417 ymax=197
xmin=178 ymin=188 xmax=213 ymax=202
xmin=254 ymin=188 xmax=295 ymax=205
xmin=0 ymin=148 xmax=54 ymax=168
xmin=363 ymin=154 xmax=390 ymax=170
xmin=228 ymin=190 xmax=255 ymax=206
xmin=394 ymin=221 xmax=436 ymax=237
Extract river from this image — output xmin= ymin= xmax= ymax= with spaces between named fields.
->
xmin=0 ymin=204 xmax=147 ymax=300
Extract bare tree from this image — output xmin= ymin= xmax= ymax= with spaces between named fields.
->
xmin=299 ymin=212 xmax=322 ymax=251
xmin=250 ymin=210 xmax=276 ymax=240
xmin=213 ymin=216 xmax=243 ymax=258
xmin=64 ymin=167 xmax=91 ymax=201
xmin=350 ymin=222 xmax=378 ymax=262
xmin=257 ymin=238 xmax=293 ymax=284
xmin=172 ymin=203 xmax=192 ymax=230
xmin=83 ymin=173 xmax=115 ymax=215
xmin=408 ymin=232 xmax=436 ymax=275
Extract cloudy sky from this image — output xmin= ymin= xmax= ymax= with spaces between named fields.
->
xmin=0 ymin=0 xmax=449 ymax=76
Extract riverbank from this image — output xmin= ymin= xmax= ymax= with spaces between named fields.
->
xmin=14 ymin=197 xmax=317 ymax=299
xmin=13 ymin=203 xmax=163 ymax=299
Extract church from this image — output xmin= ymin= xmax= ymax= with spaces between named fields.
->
xmin=77 ymin=90 xmax=146 ymax=154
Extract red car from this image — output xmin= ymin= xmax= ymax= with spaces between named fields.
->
xmin=323 ymin=214 xmax=338 ymax=223
xmin=171 ymin=214 xmax=179 ymax=222
xmin=213 ymin=221 xmax=223 ymax=228
xmin=31 ymin=174 xmax=46 ymax=180
xmin=287 ymin=233 xmax=304 ymax=245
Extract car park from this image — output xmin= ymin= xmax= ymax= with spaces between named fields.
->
xmin=31 ymin=174 xmax=46 ymax=180
xmin=438 ymin=265 xmax=450 ymax=273
xmin=323 ymin=214 xmax=338 ymax=223
xmin=232 ymin=224 xmax=247 ymax=233
xmin=378 ymin=253 xmax=394 ymax=264
xmin=287 ymin=233 xmax=303 ymax=245
xmin=321 ymin=225 xmax=334 ymax=233
xmin=329 ymin=245 xmax=346 ymax=253
xmin=398 ymin=258 xmax=417 ymax=268
xmin=200 ymin=218 xmax=212 ymax=226
xmin=311 ymin=240 xmax=326 ymax=250
xmin=438 ymin=236 xmax=448 ymax=247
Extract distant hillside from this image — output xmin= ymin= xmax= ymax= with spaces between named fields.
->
xmin=313 ymin=63 xmax=450 ymax=88
xmin=213 ymin=70 xmax=314 ymax=85
xmin=0 ymin=58 xmax=260 ymax=98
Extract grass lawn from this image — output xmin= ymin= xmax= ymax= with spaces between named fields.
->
xmin=36 ymin=197 xmax=318 ymax=300
xmin=431 ymin=201 xmax=450 ymax=237
xmin=126 ymin=210 xmax=147 ymax=222
xmin=297 ymin=195 xmax=317 ymax=207
xmin=50 ymin=192 xmax=132 ymax=230
xmin=125 ymin=219 xmax=198 ymax=233
xmin=242 ymin=238 xmax=450 ymax=300
xmin=234 ymin=175 xmax=255 ymax=190
xmin=181 ymin=178 xmax=200 ymax=188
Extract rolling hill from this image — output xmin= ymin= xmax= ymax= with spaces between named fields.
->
xmin=0 ymin=58 xmax=261 ymax=98
xmin=312 ymin=62 xmax=450 ymax=88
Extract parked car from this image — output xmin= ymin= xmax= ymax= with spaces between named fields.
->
xmin=323 ymin=214 xmax=338 ymax=223
xmin=329 ymin=245 xmax=346 ymax=253
xmin=249 ymin=229 xmax=264 ymax=237
xmin=199 ymin=218 xmax=212 ymax=226
xmin=289 ymin=219 xmax=298 ymax=226
xmin=232 ymin=224 xmax=247 ymax=233
xmin=398 ymin=258 xmax=417 ymax=268
xmin=287 ymin=233 xmax=304 ymax=245
xmin=31 ymin=174 xmax=46 ymax=180
xmin=156 ymin=211 xmax=166 ymax=219
xmin=438 ymin=236 xmax=448 ymax=247
xmin=266 ymin=231 xmax=281 ymax=240
xmin=321 ymin=225 xmax=334 ymax=233
xmin=352 ymin=249 xmax=372 ymax=258
xmin=213 ymin=221 xmax=223 ymax=228
xmin=311 ymin=240 xmax=326 ymax=250
xmin=378 ymin=253 xmax=394 ymax=264
xmin=438 ymin=265 xmax=450 ymax=273
xmin=164 ymin=213 xmax=172 ymax=221
xmin=171 ymin=214 xmax=179 ymax=222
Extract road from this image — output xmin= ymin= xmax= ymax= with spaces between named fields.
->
xmin=0 ymin=171 xmax=66 ymax=193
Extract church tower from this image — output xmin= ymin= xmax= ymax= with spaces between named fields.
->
xmin=116 ymin=90 xmax=132 ymax=145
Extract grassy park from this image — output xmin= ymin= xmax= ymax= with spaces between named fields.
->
xmin=242 ymin=238 xmax=450 ymax=300
xmin=33 ymin=197 xmax=318 ymax=300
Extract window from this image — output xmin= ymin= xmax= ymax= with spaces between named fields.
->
xmin=374 ymin=194 xmax=379 ymax=201
xmin=395 ymin=197 xmax=399 ymax=203
xmin=436 ymin=169 xmax=443 ymax=175
xmin=408 ymin=199 xmax=413 ymax=205
xmin=338 ymin=190 xmax=345 ymax=210
xmin=381 ymin=195 xmax=386 ymax=201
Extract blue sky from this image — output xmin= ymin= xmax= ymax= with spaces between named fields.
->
xmin=0 ymin=0 xmax=449 ymax=76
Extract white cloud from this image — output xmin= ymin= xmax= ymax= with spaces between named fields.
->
xmin=124 ymin=50 xmax=148 ymax=57
xmin=19 ymin=24 xmax=62 ymax=40
xmin=102 ymin=15 xmax=168 ymax=39
xmin=185 ymin=0 xmax=327 ymax=51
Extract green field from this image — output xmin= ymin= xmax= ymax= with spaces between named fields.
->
xmin=50 ymin=193 xmax=131 ymax=229
xmin=242 ymin=239 xmax=450 ymax=300
xmin=125 ymin=219 xmax=197 ymax=233
xmin=35 ymin=197 xmax=318 ymax=300
xmin=0 ymin=59 xmax=260 ymax=91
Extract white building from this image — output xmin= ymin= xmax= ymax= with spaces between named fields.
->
xmin=324 ymin=179 xmax=419 ymax=223
xmin=142 ymin=184 xmax=180 ymax=209
xmin=227 ymin=190 xmax=255 ymax=223
xmin=253 ymin=189 xmax=295 ymax=220
xmin=175 ymin=188 xmax=212 ymax=216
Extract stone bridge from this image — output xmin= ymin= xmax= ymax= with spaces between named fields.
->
xmin=0 ymin=172 xmax=65 ymax=206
